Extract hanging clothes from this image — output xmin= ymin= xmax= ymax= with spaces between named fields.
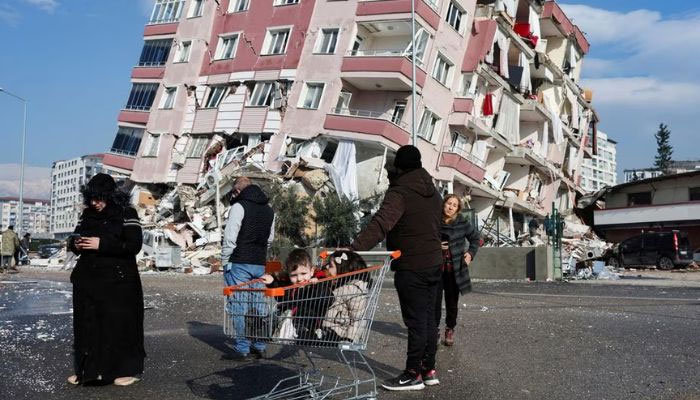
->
xmin=325 ymin=140 xmax=358 ymax=201
xmin=483 ymin=93 xmax=494 ymax=116
xmin=495 ymin=94 xmax=520 ymax=144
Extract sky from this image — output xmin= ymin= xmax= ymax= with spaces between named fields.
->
xmin=1 ymin=0 xmax=699 ymax=198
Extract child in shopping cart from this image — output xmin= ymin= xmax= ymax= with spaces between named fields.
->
xmin=262 ymin=249 xmax=333 ymax=343
xmin=321 ymin=250 xmax=371 ymax=343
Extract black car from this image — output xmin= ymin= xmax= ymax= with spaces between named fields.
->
xmin=38 ymin=244 xmax=62 ymax=258
xmin=610 ymin=231 xmax=693 ymax=270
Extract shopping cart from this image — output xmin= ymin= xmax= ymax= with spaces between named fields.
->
xmin=223 ymin=251 xmax=400 ymax=399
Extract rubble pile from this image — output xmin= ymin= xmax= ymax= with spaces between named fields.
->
xmin=560 ymin=214 xmax=614 ymax=278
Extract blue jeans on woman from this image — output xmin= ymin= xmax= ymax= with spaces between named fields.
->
xmin=224 ymin=262 xmax=267 ymax=355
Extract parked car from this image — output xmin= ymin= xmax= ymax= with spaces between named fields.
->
xmin=38 ymin=244 xmax=62 ymax=258
xmin=607 ymin=231 xmax=693 ymax=270
xmin=694 ymin=249 xmax=700 ymax=263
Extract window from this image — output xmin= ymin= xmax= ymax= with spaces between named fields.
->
xmin=627 ymin=192 xmax=652 ymax=207
xmin=451 ymin=132 xmax=468 ymax=152
xmin=315 ymin=28 xmax=339 ymax=54
xmin=446 ymin=1 xmax=466 ymax=34
xmin=188 ymin=0 xmax=203 ymax=17
xmin=110 ymin=127 xmax=144 ymax=156
xmin=215 ymin=34 xmax=239 ymax=60
xmin=185 ymin=137 xmax=209 ymax=158
xmin=143 ymin=133 xmax=161 ymax=157
xmin=299 ymin=82 xmax=325 ymax=109
xmin=149 ymin=0 xmax=184 ymax=24
xmin=175 ymin=41 xmax=191 ymax=62
xmin=405 ymin=28 xmax=429 ymax=65
xmin=229 ymin=0 xmax=249 ymax=12
xmin=351 ymin=36 xmax=364 ymax=55
xmin=334 ymin=90 xmax=352 ymax=112
xmin=432 ymin=54 xmax=453 ymax=86
xmin=417 ymin=109 xmax=440 ymax=142
xmin=205 ymin=86 xmax=227 ymax=108
xmin=274 ymin=0 xmax=299 ymax=5
xmin=391 ymin=101 xmax=406 ymax=125
xmin=138 ymin=39 xmax=172 ymax=66
xmin=690 ymin=187 xmax=700 ymax=201
xmin=263 ymin=28 xmax=291 ymax=55
xmin=459 ymin=73 xmax=478 ymax=97
xmin=249 ymin=82 xmax=274 ymax=106
xmin=125 ymin=83 xmax=159 ymax=110
xmin=160 ymin=86 xmax=177 ymax=109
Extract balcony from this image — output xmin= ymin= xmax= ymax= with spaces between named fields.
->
xmin=505 ymin=146 xmax=550 ymax=173
xmin=131 ymin=67 xmax=166 ymax=79
xmin=440 ymin=146 xmax=487 ymax=183
xmin=324 ymin=107 xmax=411 ymax=146
xmin=356 ymin=0 xmax=441 ymax=30
xmin=342 ymin=51 xmax=427 ymax=91
xmin=541 ymin=1 xmax=590 ymax=54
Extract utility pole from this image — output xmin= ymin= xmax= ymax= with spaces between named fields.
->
xmin=0 ymin=88 xmax=28 ymax=235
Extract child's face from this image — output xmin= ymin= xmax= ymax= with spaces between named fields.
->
xmin=289 ymin=264 xmax=314 ymax=284
xmin=327 ymin=261 xmax=338 ymax=277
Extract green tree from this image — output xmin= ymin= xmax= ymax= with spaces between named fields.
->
xmin=264 ymin=181 xmax=311 ymax=248
xmin=654 ymin=123 xmax=673 ymax=173
xmin=313 ymin=194 xmax=359 ymax=247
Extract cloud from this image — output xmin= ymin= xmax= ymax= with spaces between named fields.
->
xmin=584 ymin=77 xmax=700 ymax=107
xmin=0 ymin=4 xmax=20 ymax=26
xmin=0 ymin=164 xmax=51 ymax=200
xmin=22 ymin=0 xmax=59 ymax=13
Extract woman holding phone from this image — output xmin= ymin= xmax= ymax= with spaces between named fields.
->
xmin=436 ymin=195 xmax=480 ymax=346
xmin=67 ymin=173 xmax=145 ymax=386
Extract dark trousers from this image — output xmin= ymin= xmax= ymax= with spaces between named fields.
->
xmin=435 ymin=268 xmax=459 ymax=329
xmin=394 ymin=266 xmax=441 ymax=372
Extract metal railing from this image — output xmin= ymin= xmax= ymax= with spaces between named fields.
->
xmin=329 ymin=107 xmax=410 ymax=131
xmin=345 ymin=49 xmax=426 ymax=68
xmin=148 ymin=0 xmax=184 ymax=24
xmin=442 ymin=146 xmax=486 ymax=168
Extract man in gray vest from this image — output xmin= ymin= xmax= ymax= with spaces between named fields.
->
xmin=221 ymin=177 xmax=275 ymax=360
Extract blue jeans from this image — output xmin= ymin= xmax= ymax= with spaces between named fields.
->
xmin=224 ymin=262 xmax=266 ymax=354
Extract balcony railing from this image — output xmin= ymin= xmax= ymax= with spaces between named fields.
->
xmin=442 ymin=146 xmax=486 ymax=168
xmin=329 ymin=107 xmax=409 ymax=130
xmin=346 ymin=49 xmax=426 ymax=68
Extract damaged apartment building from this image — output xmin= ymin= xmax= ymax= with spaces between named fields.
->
xmin=101 ymin=0 xmax=598 ymax=252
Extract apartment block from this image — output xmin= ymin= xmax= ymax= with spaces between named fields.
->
xmin=107 ymin=0 xmax=599 ymax=244
xmin=624 ymin=160 xmax=700 ymax=183
xmin=0 ymin=197 xmax=50 ymax=235
xmin=580 ymin=130 xmax=616 ymax=192
xmin=50 ymin=154 xmax=105 ymax=238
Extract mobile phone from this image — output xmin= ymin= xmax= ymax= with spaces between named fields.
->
xmin=68 ymin=233 xmax=82 ymax=241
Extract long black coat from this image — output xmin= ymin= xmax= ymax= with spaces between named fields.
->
xmin=441 ymin=215 xmax=480 ymax=294
xmin=69 ymin=204 xmax=145 ymax=383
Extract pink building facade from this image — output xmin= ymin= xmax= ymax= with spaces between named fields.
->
xmin=105 ymin=0 xmax=598 ymax=240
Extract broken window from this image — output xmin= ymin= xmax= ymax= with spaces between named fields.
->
xmin=143 ymin=133 xmax=161 ymax=157
xmin=627 ymin=192 xmax=652 ymax=207
xmin=391 ymin=101 xmax=407 ymax=125
xmin=204 ymin=86 xmax=227 ymax=108
xmin=185 ymin=137 xmax=209 ymax=158
xmin=249 ymin=82 xmax=274 ymax=106
xmin=334 ymin=90 xmax=352 ymax=113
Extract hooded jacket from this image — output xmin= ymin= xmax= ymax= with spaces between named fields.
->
xmin=221 ymin=185 xmax=275 ymax=266
xmin=351 ymin=168 xmax=442 ymax=270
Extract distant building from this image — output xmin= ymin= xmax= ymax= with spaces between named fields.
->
xmin=0 ymin=197 xmax=50 ymax=235
xmin=50 ymin=154 xmax=105 ymax=238
xmin=594 ymin=170 xmax=700 ymax=248
xmin=580 ymin=130 xmax=617 ymax=192
xmin=624 ymin=160 xmax=700 ymax=183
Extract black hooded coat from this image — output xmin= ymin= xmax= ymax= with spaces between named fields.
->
xmin=68 ymin=175 xmax=145 ymax=383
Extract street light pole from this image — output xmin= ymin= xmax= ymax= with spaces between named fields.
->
xmin=0 ymin=88 xmax=28 ymax=235
xmin=410 ymin=0 xmax=417 ymax=145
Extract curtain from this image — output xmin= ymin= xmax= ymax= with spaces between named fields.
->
xmin=325 ymin=140 xmax=358 ymax=201
xmin=495 ymin=94 xmax=520 ymax=144
xmin=471 ymin=140 xmax=489 ymax=165
xmin=519 ymin=52 xmax=532 ymax=94
xmin=544 ymin=96 xmax=564 ymax=144
xmin=538 ymin=120 xmax=549 ymax=158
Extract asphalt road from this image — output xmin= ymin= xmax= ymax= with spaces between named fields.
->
xmin=1 ymin=268 xmax=699 ymax=400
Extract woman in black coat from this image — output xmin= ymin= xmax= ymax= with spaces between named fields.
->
xmin=435 ymin=194 xmax=480 ymax=346
xmin=67 ymin=173 xmax=145 ymax=386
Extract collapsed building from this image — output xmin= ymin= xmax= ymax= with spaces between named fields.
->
xmin=99 ymin=0 xmax=602 ymax=270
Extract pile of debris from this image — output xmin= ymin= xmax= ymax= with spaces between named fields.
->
xmin=560 ymin=214 xmax=614 ymax=278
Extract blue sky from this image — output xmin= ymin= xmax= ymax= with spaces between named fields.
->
xmin=1 ymin=0 xmax=699 ymax=197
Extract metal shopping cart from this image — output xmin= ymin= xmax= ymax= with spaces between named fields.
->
xmin=223 ymin=251 xmax=400 ymax=399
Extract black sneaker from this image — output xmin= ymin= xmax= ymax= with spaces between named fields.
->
xmin=381 ymin=370 xmax=425 ymax=391
xmin=250 ymin=347 xmax=267 ymax=359
xmin=422 ymin=369 xmax=440 ymax=386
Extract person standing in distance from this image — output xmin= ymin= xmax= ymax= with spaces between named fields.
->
xmin=350 ymin=145 xmax=443 ymax=391
xmin=221 ymin=177 xmax=275 ymax=360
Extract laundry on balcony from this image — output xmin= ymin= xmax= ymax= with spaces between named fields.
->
xmin=483 ymin=93 xmax=494 ymax=116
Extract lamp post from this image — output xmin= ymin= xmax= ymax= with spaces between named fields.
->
xmin=411 ymin=0 xmax=417 ymax=145
xmin=0 ymin=88 xmax=28 ymax=235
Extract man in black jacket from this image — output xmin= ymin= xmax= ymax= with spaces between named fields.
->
xmin=221 ymin=177 xmax=275 ymax=360
xmin=351 ymin=145 xmax=442 ymax=391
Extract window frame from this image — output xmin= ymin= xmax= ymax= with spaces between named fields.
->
xmin=138 ymin=39 xmax=173 ymax=67
xmin=627 ymin=191 xmax=652 ymax=207
xmin=188 ymin=0 xmax=204 ymax=18
xmin=142 ymin=133 xmax=162 ymax=157
xmin=110 ymin=127 xmax=145 ymax=156
xmin=159 ymin=86 xmax=178 ymax=109
xmin=445 ymin=0 xmax=467 ymax=35
xmin=125 ymin=83 xmax=159 ymax=111
xmin=298 ymin=82 xmax=326 ymax=110
xmin=432 ymin=53 xmax=453 ymax=87
xmin=334 ymin=90 xmax=352 ymax=112
xmin=249 ymin=82 xmax=275 ymax=107
xmin=204 ymin=86 xmax=228 ymax=108
xmin=215 ymin=33 xmax=240 ymax=60
xmin=262 ymin=27 xmax=292 ymax=55
xmin=175 ymin=40 xmax=192 ymax=63
xmin=689 ymin=187 xmax=700 ymax=202
xmin=149 ymin=0 xmax=185 ymax=24
xmin=228 ymin=0 xmax=250 ymax=13
xmin=274 ymin=0 xmax=300 ymax=6
xmin=184 ymin=136 xmax=210 ymax=158
xmin=315 ymin=28 xmax=340 ymax=54
xmin=391 ymin=101 xmax=407 ymax=125
xmin=417 ymin=109 xmax=440 ymax=142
